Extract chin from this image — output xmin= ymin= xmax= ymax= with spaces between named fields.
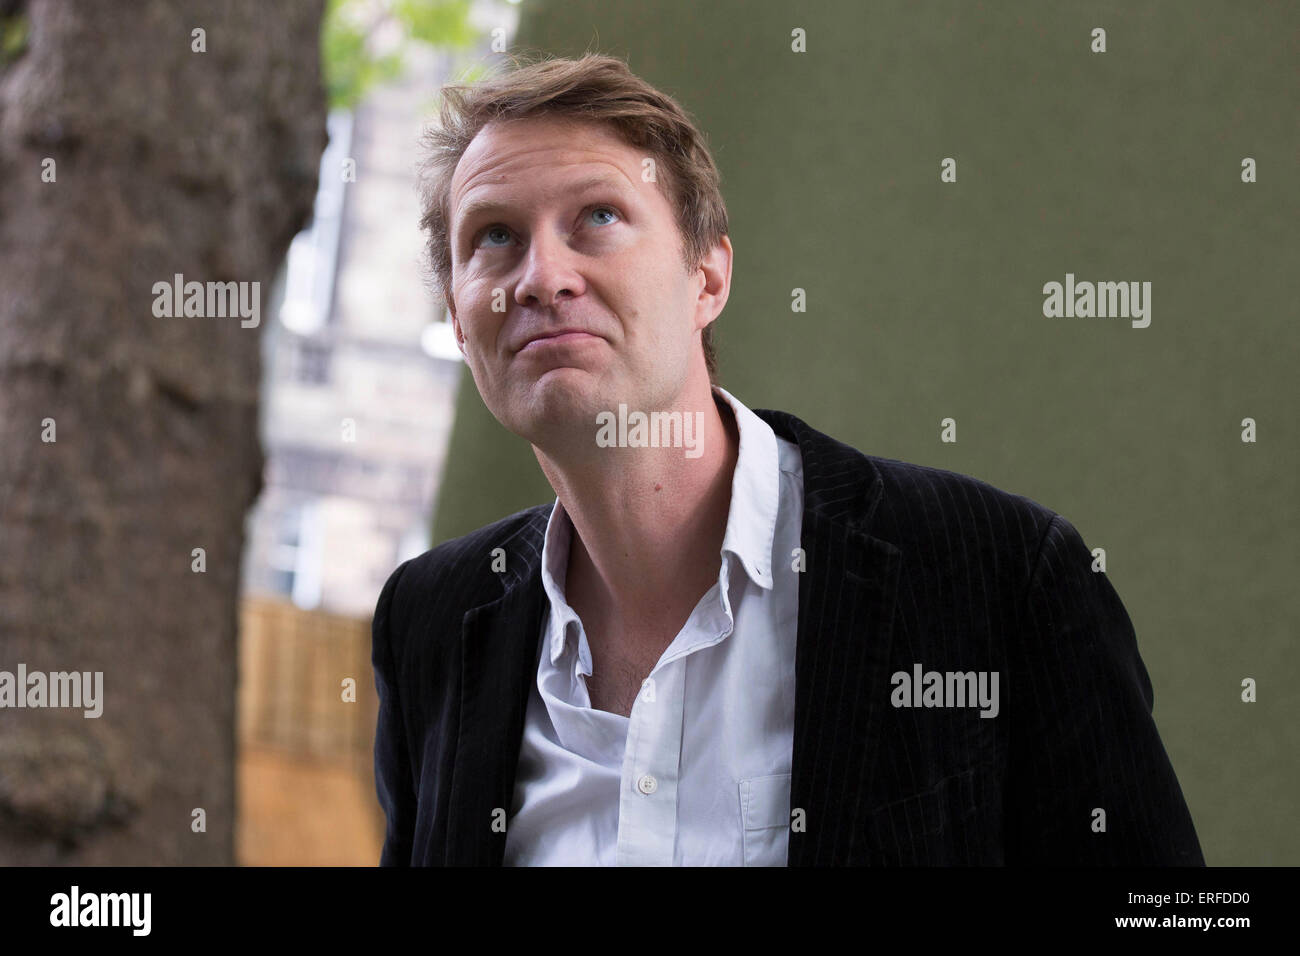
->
xmin=532 ymin=368 xmax=601 ymax=413
xmin=510 ymin=369 xmax=612 ymax=444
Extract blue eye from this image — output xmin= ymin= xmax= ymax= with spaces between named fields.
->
xmin=475 ymin=205 xmax=619 ymax=250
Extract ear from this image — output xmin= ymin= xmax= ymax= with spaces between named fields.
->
xmin=449 ymin=308 xmax=466 ymax=355
xmin=695 ymin=234 xmax=733 ymax=332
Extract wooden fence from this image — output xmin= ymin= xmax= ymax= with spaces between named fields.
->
xmin=236 ymin=596 xmax=385 ymax=865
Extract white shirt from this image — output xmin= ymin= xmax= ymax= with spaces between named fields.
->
xmin=503 ymin=385 xmax=805 ymax=866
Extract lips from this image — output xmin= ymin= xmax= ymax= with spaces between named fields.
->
xmin=517 ymin=328 xmax=600 ymax=352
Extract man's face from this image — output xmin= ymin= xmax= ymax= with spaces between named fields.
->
xmin=446 ymin=115 xmax=729 ymax=450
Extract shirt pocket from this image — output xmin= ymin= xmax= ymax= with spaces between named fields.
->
xmin=739 ymin=773 xmax=792 ymax=866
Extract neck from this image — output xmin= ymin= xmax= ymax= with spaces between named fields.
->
xmin=533 ymin=383 xmax=740 ymax=627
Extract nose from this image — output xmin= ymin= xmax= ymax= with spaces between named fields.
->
xmin=514 ymin=228 xmax=587 ymax=308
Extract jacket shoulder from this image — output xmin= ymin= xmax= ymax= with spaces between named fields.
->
xmin=377 ymin=503 xmax=551 ymax=642
xmin=863 ymin=454 xmax=1060 ymax=563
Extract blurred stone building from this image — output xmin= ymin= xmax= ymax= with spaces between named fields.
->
xmin=241 ymin=72 xmax=460 ymax=619
xmin=235 ymin=0 xmax=521 ymax=865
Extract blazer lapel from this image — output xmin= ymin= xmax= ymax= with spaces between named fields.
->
xmin=443 ymin=508 xmax=550 ymax=865
xmin=752 ymin=409 xmax=904 ymax=866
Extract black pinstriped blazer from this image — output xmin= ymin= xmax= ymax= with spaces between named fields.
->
xmin=371 ymin=407 xmax=1205 ymax=866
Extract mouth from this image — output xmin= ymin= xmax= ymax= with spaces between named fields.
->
xmin=519 ymin=331 xmax=601 ymax=353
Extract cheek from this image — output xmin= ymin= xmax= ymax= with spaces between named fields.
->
xmin=619 ymin=275 xmax=691 ymax=348
xmin=457 ymin=284 xmax=504 ymax=345
xmin=455 ymin=261 xmax=494 ymax=305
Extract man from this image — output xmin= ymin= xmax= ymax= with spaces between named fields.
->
xmin=372 ymin=53 xmax=1204 ymax=866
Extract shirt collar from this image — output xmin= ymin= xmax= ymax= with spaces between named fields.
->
xmin=539 ymin=495 xmax=582 ymax=666
xmin=711 ymin=384 xmax=778 ymax=592
xmin=539 ymin=384 xmax=781 ymax=666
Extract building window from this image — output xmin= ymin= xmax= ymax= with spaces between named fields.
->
xmin=266 ymin=500 xmax=323 ymax=609
xmin=293 ymin=339 xmax=332 ymax=386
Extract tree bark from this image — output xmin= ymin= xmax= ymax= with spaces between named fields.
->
xmin=0 ymin=0 xmax=326 ymax=864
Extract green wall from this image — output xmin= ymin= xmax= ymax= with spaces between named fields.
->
xmin=431 ymin=0 xmax=1299 ymax=865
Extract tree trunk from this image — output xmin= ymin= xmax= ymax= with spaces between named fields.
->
xmin=0 ymin=0 xmax=326 ymax=864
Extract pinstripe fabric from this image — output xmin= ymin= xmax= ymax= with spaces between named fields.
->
xmin=372 ymin=407 xmax=1204 ymax=866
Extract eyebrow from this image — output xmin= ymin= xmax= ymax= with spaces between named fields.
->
xmin=454 ymin=175 xmax=633 ymax=235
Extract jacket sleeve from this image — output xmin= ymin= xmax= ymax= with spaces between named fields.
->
xmin=1005 ymin=514 xmax=1205 ymax=864
xmin=372 ymin=559 xmax=415 ymax=866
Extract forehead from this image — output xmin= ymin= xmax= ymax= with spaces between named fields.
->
xmin=449 ymin=117 xmax=644 ymax=218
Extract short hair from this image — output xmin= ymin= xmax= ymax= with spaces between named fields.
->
xmin=417 ymin=52 xmax=728 ymax=382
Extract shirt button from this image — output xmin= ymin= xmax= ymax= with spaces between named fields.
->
xmin=636 ymin=773 xmax=658 ymax=795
